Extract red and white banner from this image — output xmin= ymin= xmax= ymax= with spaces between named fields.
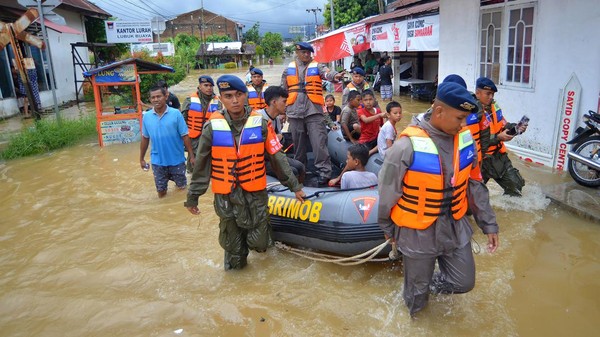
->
xmin=406 ymin=15 xmax=439 ymax=51
xmin=312 ymin=23 xmax=370 ymax=63
xmin=553 ymin=74 xmax=582 ymax=171
xmin=370 ymin=21 xmax=407 ymax=52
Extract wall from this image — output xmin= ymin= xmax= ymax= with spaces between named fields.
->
xmin=439 ymin=0 xmax=600 ymax=167
xmin=162 ymin=10 xmax=241 ymax=41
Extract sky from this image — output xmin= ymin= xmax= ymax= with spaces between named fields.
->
xmin=91 ymin=0 xmax=331 ymax=38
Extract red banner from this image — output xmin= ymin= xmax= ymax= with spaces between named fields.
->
xmin=312 ymin=23 xmax=370 ymax=63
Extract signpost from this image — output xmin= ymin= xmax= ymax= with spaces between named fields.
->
xmin=105 ymin=21 xmax=153 ymax=44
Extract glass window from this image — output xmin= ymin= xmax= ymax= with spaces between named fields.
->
xmin=479 ymin=1 xmax=536 ymax=88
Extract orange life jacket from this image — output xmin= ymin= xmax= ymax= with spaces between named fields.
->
xmin=346 ymin=81 xmax=371 ymax=93
xmin=484 ymin=101 xmax=507 ymax=154
xmin=390 ymin=126 xmax=475 ymax=229
xmin=247 ymin=83 xmax=269 ymax=110
xmin=209 ymin=111 xmax=266 ymax=194
xmin=465 ymin=111 xmax=483 ymax=181
xmin=187 ymin=93 xmax=220 ymax=138
xmin=286 ymin=61 xmax=324 ymax=106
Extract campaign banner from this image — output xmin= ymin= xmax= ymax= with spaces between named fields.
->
xmin=105 ymin=21 xmax=153 ymax=43
xmin=94 ymin=64 xmax=136 ymax=83
xmin=370 ymin=21 xmax=407 ymax=52
xmin=131 ymin=43 xmax=175 ymax=56
xmin=312 ymin=23 xmax=370 ymax=63
xmin=100 ymin=119 xmax=141 ymax=146
xmin=406 ymin=15 xmax=439 ymax=51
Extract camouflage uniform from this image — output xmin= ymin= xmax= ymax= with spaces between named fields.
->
xmin=478 ymin=100 xmax=525 ymax=196
xmin=185 ymin=106 xmax=302 ymax=270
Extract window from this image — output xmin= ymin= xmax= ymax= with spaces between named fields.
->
xmin=479 ymin=0 xmax=536 ymax=88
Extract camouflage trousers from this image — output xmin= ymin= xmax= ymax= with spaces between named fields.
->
xmin=213 ymin=188 xmax=272 ymax=270
xmin=481 ymin=152 xmax=525 ymax=196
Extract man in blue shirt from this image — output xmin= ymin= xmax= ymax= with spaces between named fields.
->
xmin=140 ymin=85 xmax=195 ymax=198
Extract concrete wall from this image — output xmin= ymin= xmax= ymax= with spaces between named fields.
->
xmin=439 ymin=0 xmax=600 ymax=167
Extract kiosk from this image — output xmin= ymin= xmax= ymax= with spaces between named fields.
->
xmin=83 ymin=58 xmax=174 ymax=146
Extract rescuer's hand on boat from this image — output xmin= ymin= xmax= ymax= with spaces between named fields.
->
xmin=294 ymin=190 xmax=306 ymax=203
xmin=487 ymin=233 xmax=499 ymax=253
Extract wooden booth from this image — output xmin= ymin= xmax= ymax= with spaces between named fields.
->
xmin=83 ymin=58 xmax=174 ymax=146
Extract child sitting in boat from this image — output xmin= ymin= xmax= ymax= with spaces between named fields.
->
xmin=377 ymin=101 xmax=403 ymax=159
xmin=340 ymin=90 xmax=362 ymax=143
xmin=329 ymin=143 xmax=378 ymax=189
xmin=323 ymin=94 xmax=341 ymax=130
xmin=357 ymin=90 xmax=385 ymax=156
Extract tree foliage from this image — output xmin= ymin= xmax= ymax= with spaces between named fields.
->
xmin=243 ymin=23 xmax=261 ymax=44
xmin=323 ymin=0 xmax=380 ymax=28
xmin=261 ymin=32 xmax=283 ymax=57
xmin=169 ymin=34 xmax=201 ymax=69
xmin=205 ymin=34 xmax=233 ymax=43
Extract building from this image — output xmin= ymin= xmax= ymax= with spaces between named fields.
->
xmin=161 ymin=8 xmax=243 ymax=42
xmin=0 ymin=0 xmax=110 ymax=118
xmin=439 ymin=0 xmax=599 ymax=169
xmin=196 ymin=42 xmax=256 ymax=68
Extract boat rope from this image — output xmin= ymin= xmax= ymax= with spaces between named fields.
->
xmin=267 ymin=181 xmax=378 ymax=200
xmin=274 ymin=239 xmax=398 ymax=266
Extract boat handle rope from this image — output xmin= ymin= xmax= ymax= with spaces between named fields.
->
xmin=274 ymin=239 xmax=401 ymax=265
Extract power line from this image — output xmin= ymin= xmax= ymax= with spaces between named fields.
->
xmin=140 ymin=0 xmax=177 ymax=18
xmin=121 ymin=0 xmax=165 ymax=18
xmin=138 ymin=0 xmax=172 ymax=19
xmin=92 ymin=0 xmax=146 ymax=20
xmin=218 ymin=0 xmax=300 ymax=16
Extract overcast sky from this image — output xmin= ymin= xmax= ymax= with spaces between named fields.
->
xmin=92 ymin=0 xmax=330 ymax=37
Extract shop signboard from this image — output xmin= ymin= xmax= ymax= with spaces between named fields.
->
xmin=94 ymin=64 xmax=136 ymax=83
xmin=105 ymin=20 xmax=152 ymax=43
xmin=370 ymin=21 xmax=407 ymax=52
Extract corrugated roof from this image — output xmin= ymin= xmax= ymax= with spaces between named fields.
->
xmin=364 ymin=1 xmax=439 ymax=25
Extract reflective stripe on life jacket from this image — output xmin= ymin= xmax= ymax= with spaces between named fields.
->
xmin=209 ymin=111 xmax=266 ymax=194
xmin=390 ymin=126 xmax=475 ymax=229
xmin=286 ymin=61 xmax=324 ymax=106
xmin=465 ymin=111 xmax=483 ymax=181
xmin=187 ymin=93 xmax=220 ymax=138
xmin=485 ymin=101 xmax=507 ymax=154
xmin=247 ymin=83 xmax=268 ymax=110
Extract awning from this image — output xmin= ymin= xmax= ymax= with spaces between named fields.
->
xmin=37 ymin=18 xmax=83 ymax=35
xmin=83 ymin=58 xmax=174 ymax=78
xmin=364 ymin=1 xmax=439 ymax=25
xmin=310 ymin=21 xmax=371 ymax=63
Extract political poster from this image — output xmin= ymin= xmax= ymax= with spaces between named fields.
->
xmin=312 ymin=23 xmax=370 ymax=63
xmin=370 ymin=21 xmax=407 ymax=52
xmin=105 ymin=21 xmax=153 ymax=44
xmin=406 ymin=15 xmax=439 ymax=51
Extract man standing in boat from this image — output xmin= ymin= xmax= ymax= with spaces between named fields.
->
xmin=281 ymin=42 xmax=344 ymax=186
xmin=184 ymin=75 xmax=306 ymax=271
xmin=378 ymin=82 xmax=500 ymax=317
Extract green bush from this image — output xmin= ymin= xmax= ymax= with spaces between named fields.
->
xmin=0 ymin=115 xmax=97 ymax=160
xmin=223 ymin=62 xmax=237 ymax=69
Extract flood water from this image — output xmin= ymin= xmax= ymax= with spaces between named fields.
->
xmin=1 ymin=62 xmax=599 ymax=337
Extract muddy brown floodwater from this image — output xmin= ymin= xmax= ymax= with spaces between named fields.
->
xmin=0 ymin=61 xmax=598 ymax=337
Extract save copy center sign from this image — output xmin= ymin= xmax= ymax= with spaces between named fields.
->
xmin=105 ymin=21 xmax=152 ymax=43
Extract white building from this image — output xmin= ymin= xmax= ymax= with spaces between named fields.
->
xmin=0 ymin=0 xmax=110 ymax=118
xmin=439 ymin=0 xmax=600 ymax=169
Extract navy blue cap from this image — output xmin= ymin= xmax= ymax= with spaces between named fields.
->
xmin=295 ymin=42 xmax=314 ymax=53
xmin=250 ymin=68 xmax=263 ymax=76
xmin=352 ymin=67 xmax=366 ymax=76
xmin=198 ymin=75 xmax=214 ymax=86
xmin=442 ymin=74 xmax=467 ymax=89
xmin=436 ymin=82 xmax=477 ymax=112
xmin=476 ymin=77 xmax=497 ymax=92
xmin=216 ymin=75 xmax=248 ymax=93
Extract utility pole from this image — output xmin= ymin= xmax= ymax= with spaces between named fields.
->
xmin=200 ymin=0 xmax=206 ymax=68
xmin=306 ymin=7 xmax=321 ymax=38
xmin=330 ymin=0 xmax=335 ymax=30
